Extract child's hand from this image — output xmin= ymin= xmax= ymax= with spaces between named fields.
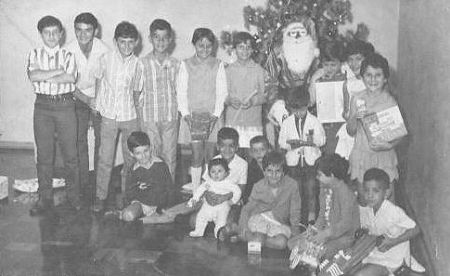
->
xmin=227 ymin=96 xmax=241 ymax=109
xmin=240 ymin=98 xmax=253 ymax=109
xmin=377 ymin=236 xmax=396 ymax=252
xmin=369 ymin=139 xmax=392 ymax=151
xmin=355 ymin=109 xmax=368 ymax=119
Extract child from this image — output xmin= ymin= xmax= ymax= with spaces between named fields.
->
xmin=225 ymin=32 xmax=267 ymax=152
xmin=93 ymin=22 xmax=140 ymax=212
xmin=133 ymin=19 xmax=179 ymax=184
xmin=120 ymin=131 xmax=171 ymax=222
xmin=279 ymin=87 xmax=326 ymax=223
xmin=177 ymin=28 xmax=228 ymax=191
xmin=243 ymin=135 xmax=270 ymax=204
xmin=67 ymin=12 xmax=109 ymax=201
xmin=238 ymin=151 xmax=302 ymax=250
xmin=308 ymin=40 xmax=346 ymax=155
xmin=355 ymin=168 xmax=420 ymax=276
xmin=188 ymin=158 xmax=241 ymax=238
xmin=288 ymin=154 xmax=360 ymax=260
xmin=27 ymin=16 xmax=80 ymax=215
xmin=347 ymin=53 xmax=402 ymax=203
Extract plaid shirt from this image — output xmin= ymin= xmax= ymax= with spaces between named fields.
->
xmin=133 ymin=53 xmax=180 ymax=122
xmin=94 ymin=49 xmax=139 ymax=121
xmin=27 ymin=46 xmax=77 ymax=95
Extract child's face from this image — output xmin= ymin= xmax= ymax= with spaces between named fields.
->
xmin=347 ymin=53 xmax=364 ymax=77
xmin=290 ymin=106 xmax=308 ymax=118
xmin=264 ymin=164 xmax=284 ymax=187
xmin=131 ymin=145 xmax=152 ymax=166
xmin=209 ymin=164 xmax=228 ymax=182
xmin=250 ymin=142 xmax=268 ymax=164
xmin=362 ymin=65 xmax=387 ymax=93
xmin=235 ymin=41 xmax=253 ymax=62
xmin=322 ymin=60 xmax=341 ymax=79
xmin=74 ymin=23 xmax=96 ymax=46
xmin=40 ymin=26 xmax=62 ymax=49
xmin=150 ymin=29 xmax=171 ymax=54
xmin=316 ymin=170 xmax=334 ymax=186
xmin=217 ymin=138 xmax=238 ymax=161
xmin=194 ymin=37 xmax=213 ymax=60
xmin=363 ymin=180 xmax=387 ymax=211
xmin=116 ymin=37 xmax=138 ymax=58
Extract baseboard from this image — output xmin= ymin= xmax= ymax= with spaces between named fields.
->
xmin=0 ymin=141 xmax=35 ymax=150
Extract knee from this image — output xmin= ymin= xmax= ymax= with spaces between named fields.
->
xmin=266 ymin=235 xmax=288 ymax=250
xmin=121 ymin=210 xmax=137 ymax=222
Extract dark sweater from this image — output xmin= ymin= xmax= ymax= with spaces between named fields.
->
xmin=243 ymin=159 xmax=265 ymax=204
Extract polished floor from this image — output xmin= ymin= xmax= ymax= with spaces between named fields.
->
xmin=0 ymin=148 xmax=308 ymax=276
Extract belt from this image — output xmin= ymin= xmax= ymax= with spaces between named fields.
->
xmin=36 ymin=93 xmax=75 ymax=102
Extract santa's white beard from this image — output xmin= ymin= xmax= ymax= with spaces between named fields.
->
xmin=282 ymin=38 xmax=316 ymax=75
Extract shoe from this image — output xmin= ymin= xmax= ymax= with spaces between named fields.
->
xmin=91 ymin=198 xmax=104 ymax=213
xmin=30 ymin=199 xmax=53 ymax=216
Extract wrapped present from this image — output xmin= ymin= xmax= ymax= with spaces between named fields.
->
xmin=318 ymin=233 xmax=383 ymax=276
xmin=289 ymin=226 xmax=324 ymax=269
xmin=361 ymin=105 xmax=408 ymax=143
xmin=190 ymin=112 xmax=214 ymax=141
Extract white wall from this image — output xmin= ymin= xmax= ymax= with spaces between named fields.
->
xmin=0 ymin=0 xmax=399 ymax=143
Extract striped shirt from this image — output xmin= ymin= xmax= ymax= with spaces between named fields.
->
xmin=94 ymin=49 xmax=139 ymax=121
xmin=133 ymin=53 xmax=180 ymax=122
xmin=27 ymin=46 xmax=77 ymax=95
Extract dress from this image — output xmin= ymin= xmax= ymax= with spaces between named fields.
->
xmin=349 ymin=90 xmax=399 ymax=182
xmin=177 ymin=56 xmax=227 ymax=144
xmin=225 ymin=60 xmax=266 ymax=147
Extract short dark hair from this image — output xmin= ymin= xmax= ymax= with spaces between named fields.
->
xmin=37 ymin=15 xmax=63 ymax=33
xmin=249 ymin=135 xmax=270 ymax=149
xmin=127 ymin=131 xmax=151 ymax=152
xmin=285 ymin=86 xmax=310 ymax=110
xmin=363 ymin=168 xmax=390 ymax=190
xmin=360 ymin=53 xmax=390 ymax=79
xmin=315 ymin=154 xmax=349 ymax=181
xmin=150 ymin=19 xmax=172 ymax=35
xmin=217 ymin=127 xmax=239 ymax=146
xmin=114 ymin=21 xmax=139 ymax=40
xmin=208 ymin=158 xmax=230 ymax=175
xmin=320 ymin=40 xmax=346 ymax=62
xmin=345 ymin=39 xmax=374 ymax=59
xmin=232 ymin=32 xmax=255 ymax=49
xmin=74 ymin=12 xmax=98 ymax=29
xmin=262 ymin=151 xmax=286 ymax=171
xmin=191 ymin=28 xmax=216 ymax=45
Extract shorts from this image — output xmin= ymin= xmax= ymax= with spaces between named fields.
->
xmin=248 ymin=211 xmax=291 ymax=238
xmin=131 ymin=200 xmax=157 ymax=216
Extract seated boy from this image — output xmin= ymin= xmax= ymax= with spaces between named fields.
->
xmin=354 ymin=168 xmax=421 ymax=276
xmin=243 ymin=135 xmax=270 ymax=204
xmin=27 ymin=15 xmax=80 ymax=215
xmin=238 ymin=151 xmax=302 ymax=249
xmin=278 ymin=87 xmax=326 ymax=223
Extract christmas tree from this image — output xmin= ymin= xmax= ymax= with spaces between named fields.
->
xmin=236 ymin=0 xmax=368 ymax=62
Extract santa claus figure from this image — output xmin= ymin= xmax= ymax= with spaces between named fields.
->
xmin=265 ymin=17 xmax=319 ymax=143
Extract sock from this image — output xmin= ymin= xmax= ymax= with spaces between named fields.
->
xmin=190 ymin=166 xmax=202 ymax=191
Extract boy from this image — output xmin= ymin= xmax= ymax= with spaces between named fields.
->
xmin=27 ymin=15 xmax=80 ymax=215
xmin=356 ymin=168 xmax=420 ymax=276
xmin=120 ymin=131 xmax=171 ymax=222
xmin=67 ymin=12 xmax=109 ymax=202
xmin=92 ymin=21 xmax=140 ymax=212
xmin=243 ymin=135 xmax=270 ymax=204
xmin=278 ymin=88 xmax=326 ymax=223
xmin=133 ymin=19 xmax=179 ymax=185
xmin=238 ymin=151 xmax=302 ymax=249
xmin=308 ymin=40 xmax=346 ymax=154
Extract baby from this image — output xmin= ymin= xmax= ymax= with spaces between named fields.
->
xmin=188 ymin=158 xmax=241 ymax=238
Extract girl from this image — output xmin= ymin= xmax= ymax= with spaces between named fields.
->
xmin=188 ymin=158 xmax=241 ymax=238
xmin=346 ymin=53 xmax=403 ymax=203
xmin=177 ymin=28 xmax=228 ymax=191
xmin=225 ymin=32 xmax=267 ymax=153
xmin=288 ymin=154 xmax=359 ymax=262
